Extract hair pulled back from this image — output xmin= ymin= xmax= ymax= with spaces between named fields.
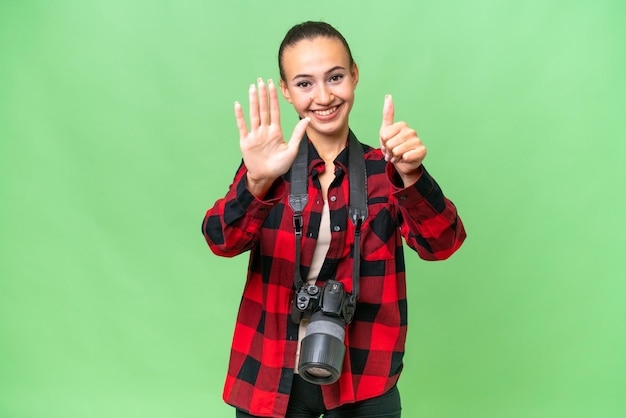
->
xmin=278 ymin=21 xmax=354 ymax=81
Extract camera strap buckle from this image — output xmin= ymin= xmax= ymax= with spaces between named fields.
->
xmin=344 ymin=293 xmax=357 ymax=324
xmin=293 ymin=213 xmax=303 ymax=235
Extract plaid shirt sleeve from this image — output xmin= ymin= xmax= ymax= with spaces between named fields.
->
xmin=386 ymin=163 xmax=466 ymax=260
xmin=201 ymin=138 xmax=466 ymax=417
xmin=202 ymin=162 xmax=286 ymax=257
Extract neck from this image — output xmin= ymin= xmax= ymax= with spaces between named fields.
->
xmin=307 ymin=128 xmax=349 ymax=162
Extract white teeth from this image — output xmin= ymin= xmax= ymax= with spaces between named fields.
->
xmin=314 ymin=106 xmax=338 ymax=116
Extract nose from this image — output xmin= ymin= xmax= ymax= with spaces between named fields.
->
xmin=314 ymin=85 xmax=333 ymax=106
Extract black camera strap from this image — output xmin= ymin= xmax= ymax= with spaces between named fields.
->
xmin=289 ymin=133 xmax=368 ymax=300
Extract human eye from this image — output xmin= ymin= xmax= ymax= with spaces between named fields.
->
xmin=329 ymin=74 xmax=344 ymax=83
xmin=296 ymin=80 xmax=311 ymax=88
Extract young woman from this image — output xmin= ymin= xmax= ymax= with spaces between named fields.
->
xmin=202 ymin=21 xmax=466 ymax=418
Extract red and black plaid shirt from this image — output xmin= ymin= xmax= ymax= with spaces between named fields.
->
xmin=202 ymin=131 xmax=466 ymax=417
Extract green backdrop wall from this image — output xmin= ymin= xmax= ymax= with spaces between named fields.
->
xmin=1 ymin=0 xmax=624 ymax=417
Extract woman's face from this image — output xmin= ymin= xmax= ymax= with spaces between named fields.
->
xmin=280 ymin=36 xmax=359 ymax=142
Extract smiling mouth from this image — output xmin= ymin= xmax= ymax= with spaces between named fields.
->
xmin=313 ymin=106 xmax=338 ymax=117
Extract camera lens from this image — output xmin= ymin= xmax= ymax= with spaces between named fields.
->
xmin=297 ymin=311 xmax=346 ymax=384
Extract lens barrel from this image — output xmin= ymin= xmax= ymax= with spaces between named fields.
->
xmin=298 ymin=311 xmax=346 ymax=384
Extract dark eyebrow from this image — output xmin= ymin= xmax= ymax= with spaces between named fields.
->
xmin=291 ymin=66 xmax=346 ymax=81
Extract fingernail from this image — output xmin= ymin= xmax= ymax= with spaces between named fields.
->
xmin=268 ymin=79 xmax=274 ymax=85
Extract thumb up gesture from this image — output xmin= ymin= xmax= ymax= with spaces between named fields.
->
xmin=379 ymin=95 xmax=427 ymax=186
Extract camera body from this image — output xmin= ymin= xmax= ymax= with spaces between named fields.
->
xmin=292 ymin=280 xmax=357 ymax=384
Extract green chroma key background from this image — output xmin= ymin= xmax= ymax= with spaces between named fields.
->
xmin=1 ymin=0 xmax=624 ymax=417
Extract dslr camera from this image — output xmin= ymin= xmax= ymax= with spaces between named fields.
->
xmin=292 ymin=279 xmax=357 ymax=384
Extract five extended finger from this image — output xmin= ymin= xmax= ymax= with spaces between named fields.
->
xmin=234 ymin=101 xmax=248 ymax=140
xmin=249 ymin=83 xmax=260 ymax=130
xmin=287 ymin=117 xmax=311 ymax=154
xmin=268 ymin=79 xmax=281 ymax=127
xmin=257 ymin=78 xmax=269 ymax=126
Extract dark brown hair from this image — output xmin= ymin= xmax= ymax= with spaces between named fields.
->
xmin=278 ymin=21 xmax=355 ymax=81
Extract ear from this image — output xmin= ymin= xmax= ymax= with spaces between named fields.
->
xmin=280 ymin=79 xmax=293 ymax=104
xmin=351 ymin=62 xmax=360 ymax=88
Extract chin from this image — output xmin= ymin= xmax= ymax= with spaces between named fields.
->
xmin=312 ymin=124 xmax=348 ymax=139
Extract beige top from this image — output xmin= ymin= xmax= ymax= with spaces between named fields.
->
xmin=294 ymin=200 xmax=331 ymax=371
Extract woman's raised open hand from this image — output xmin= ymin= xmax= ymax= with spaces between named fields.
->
xmin=235 ymin=78 xmax=310 ymax=198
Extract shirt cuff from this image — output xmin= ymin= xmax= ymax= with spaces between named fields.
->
xmin=244 ymin=176 xmax=286 ymax=215
xmin=386 ymin=164 xmax=435 ymax=206
xmin=224 ymin=175 xmax=286 ymax=225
